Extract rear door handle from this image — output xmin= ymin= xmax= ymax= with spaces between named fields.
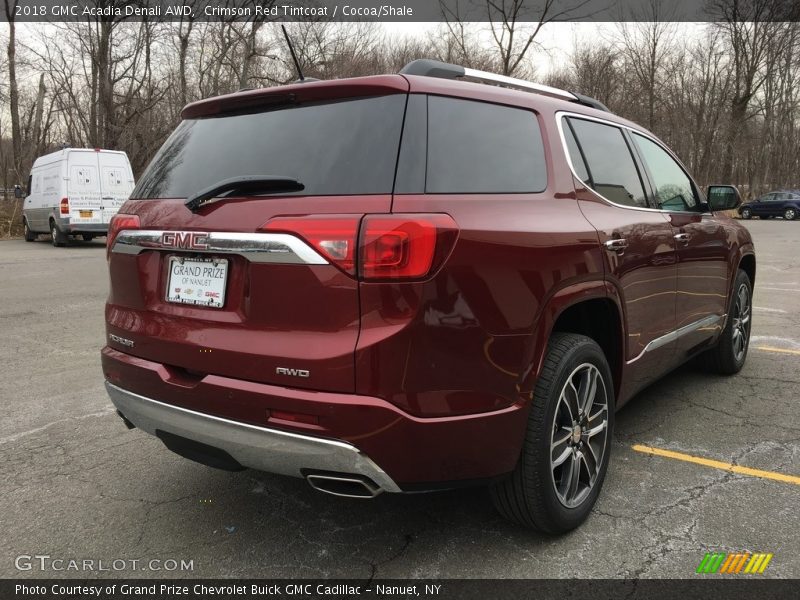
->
xmin=604 ymin=239 xmax=628 ymax=253
xmin=674 ymin=233 xmax=690 ymax=244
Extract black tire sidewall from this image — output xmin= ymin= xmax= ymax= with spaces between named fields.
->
xmin=742 ymin=208 xmax=751 ymax=219
xmin=50 ymin=221 xmax=66 ymax=247
xmin=527 ymin=335 xmax=615 ymax=532
xmin=724 ymin=270 xmax=753 ymax=371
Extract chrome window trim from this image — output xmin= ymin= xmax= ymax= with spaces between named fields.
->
xmin=111 ymin=230 xmax=329 ymax=265
xmin=555 ymin=111 xmax=712 ymax=216
xmin=629 ymin=314 xmax=724 ymax=363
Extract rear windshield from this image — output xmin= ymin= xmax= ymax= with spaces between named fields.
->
xmin=131 ymin=95 xmax=406 ymax=199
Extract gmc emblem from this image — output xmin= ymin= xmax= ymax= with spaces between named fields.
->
xmin=161 ymin=231 xmax=209 ymax=250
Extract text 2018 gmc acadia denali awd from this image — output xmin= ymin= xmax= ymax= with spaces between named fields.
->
xmin=102 ymin=59 xmax=755 ymax=533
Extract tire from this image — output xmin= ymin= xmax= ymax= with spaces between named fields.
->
xmin=490 ymin=333 xmax=614 ymax=534
xmin=23 ymin=219 xmax=36 ymax=242
xmin=784 ymin=207 xmax=797 ymax=221
xmin=695 ymin=269 xmax=752 ymax=375
xmin=81 ymin=234 xmax=93 ymax=242
xmin=740 ymin=207 xmax=751 ymax=219
xmin=50 ymin=220 xmax=68 ymax=247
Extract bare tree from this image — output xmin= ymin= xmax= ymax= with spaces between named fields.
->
xmin=710 ymin=0 xmax=800 ymax=182
xmin=3 ymin=0 xmax=21 ymax=180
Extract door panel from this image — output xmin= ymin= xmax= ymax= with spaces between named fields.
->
xmin=561 ymin=116 xmax=679 ymax=403
xmin=577 ymin=198 xmax=677 ymax=400
xmin=627 ymin=130 xmax=727 ymax=358
xmin=668 ymin=212 xmax=729 ymax=357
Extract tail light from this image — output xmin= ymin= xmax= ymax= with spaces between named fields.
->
xmin=107 ymin=213 xmax=140 ymax=259
xmin=261 ymin=214 xmax=458 ymax=281
xmin=59 ymin=198 xmax=69 ymax=215
xmin=261 ymin=216 xmax=361 ymax=275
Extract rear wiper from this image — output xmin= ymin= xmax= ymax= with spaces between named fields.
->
xmin=185 ymin=176 xmax=304 ymax=211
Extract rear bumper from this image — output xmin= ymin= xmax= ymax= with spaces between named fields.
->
xmin=106 ymin=381 xmax=401 ymax=493
xmin=67 ymin=223 xmax=108 ymax=234
xmin=101 ymin=346 xmax=529 ymax=487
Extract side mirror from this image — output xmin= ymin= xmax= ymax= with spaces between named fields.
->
xmin=14 ymin=185 xmax=23 ymax=199
xmin=707 ymin=185 xmax=741 ymax=211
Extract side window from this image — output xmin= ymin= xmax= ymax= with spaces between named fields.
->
xmin=26 ymin=174 xmax=32 ymax=196
xmin=426 ymin=96 xmax=547 ymax=193
xmin=562 ymin=121 xmax=590 ymax=182
xmin=632 ymin=133 xmax=698 ymax=211
xmin=566 ymin=117 xmax=648 ymax=209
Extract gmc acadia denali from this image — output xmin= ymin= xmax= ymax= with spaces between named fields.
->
xmin=102 ymin=59 xmax=755 ymax=533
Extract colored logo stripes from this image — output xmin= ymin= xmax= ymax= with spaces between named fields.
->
xmin=696 ymin=552 xmax=773 ymax=574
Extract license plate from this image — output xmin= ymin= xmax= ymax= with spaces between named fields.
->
xmin=166 ymin=257 xmax=228 ymax=308
xmin=79 ymin=210 xmax=93 ymax=218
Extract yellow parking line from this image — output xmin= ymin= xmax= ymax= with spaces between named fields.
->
xmin=632 ymin=444 xmax=800 ymax=486
xmin=755 ymin=346 xmax=800 ymax=356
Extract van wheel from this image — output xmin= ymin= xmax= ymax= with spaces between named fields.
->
xmin=50 ymin=221 xmax=68 ymax=247
xmin=24 ymin=220 xmax=36 ymax=242
xmin=490 ymin=333 xmax=614 ymax=534
xmin=81 ymin=234 xmax=93 ymax=242
xmin=695 ymin=269 xmax=752 ymax=374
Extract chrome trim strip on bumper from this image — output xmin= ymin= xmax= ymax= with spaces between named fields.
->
xmin=111 ymin=230 xmax=328 ymax=265
xmin=104 ymin=381 xmax=401 ymax=493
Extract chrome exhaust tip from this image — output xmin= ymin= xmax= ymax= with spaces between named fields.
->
xmin=306 ymin=473 xmax=383 ymax=499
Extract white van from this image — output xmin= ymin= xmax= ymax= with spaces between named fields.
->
xmin=21 ymin=148 xmax=135 ymax=246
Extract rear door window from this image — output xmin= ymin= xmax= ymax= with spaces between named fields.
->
xmin=425 ymin=96 xmax=547 ymax=194
xmin=132 ymin=95 xmax=406 ymax=199
xmin=564 ymin=117 xmax=648 ymax=209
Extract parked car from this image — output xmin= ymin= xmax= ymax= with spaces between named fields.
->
xmin=20 ymin=148 xmax=135 ymax=245
xmin=101 ymin=59 xmax=755 ymax=533
xmin=738 ymin=190 xmax=800 ymax=220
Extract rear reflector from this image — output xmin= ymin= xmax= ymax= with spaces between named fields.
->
xmin=107 ymin=213 xmax=141 ymax=259
xmin=59 ymin=197 xmax=69 ymax=215
xmin=269 ymin=410 xmax=320 ymax=426
xmin=261 ymin=213 xmax=458 ymax=281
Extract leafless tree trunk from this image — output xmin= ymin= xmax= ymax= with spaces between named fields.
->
xmin=3 ymin=0 xmax=21 ymax=179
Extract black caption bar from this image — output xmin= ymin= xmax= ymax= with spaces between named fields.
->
xmin=4 ymin=0 xmax=800 ymax=23
xmin=4 ymin=580 xmax=799 ymax=600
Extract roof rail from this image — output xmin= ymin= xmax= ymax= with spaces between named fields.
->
xmin=400 ymin=59 xmax=610 ymax=112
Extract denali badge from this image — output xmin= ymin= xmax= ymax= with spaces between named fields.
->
xmin=109 ymin=333 xmax=135 ymax=347
xmin=276 ymin=367 xmax=310 ymax=378
xmin=161 ymin=231 xmax=209 ymax=250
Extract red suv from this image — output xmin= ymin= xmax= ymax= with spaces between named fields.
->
xmin=102 ymin=59 xmax=755 ymax=533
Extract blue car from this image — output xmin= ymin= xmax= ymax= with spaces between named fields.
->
xmin=739 ymin=190 xmax=800 ymax=220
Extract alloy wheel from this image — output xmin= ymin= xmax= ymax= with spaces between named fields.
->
xmin=550 ymin=363 xmax=609 ymax=508
xmin=785 ymin=209 xmax=796 ymax=220
xmin=731 ymin=283 xmax=751 ymax=363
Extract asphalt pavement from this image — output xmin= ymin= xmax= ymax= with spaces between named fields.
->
xmin=1 ymin=219 xmax=798 ymax=579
